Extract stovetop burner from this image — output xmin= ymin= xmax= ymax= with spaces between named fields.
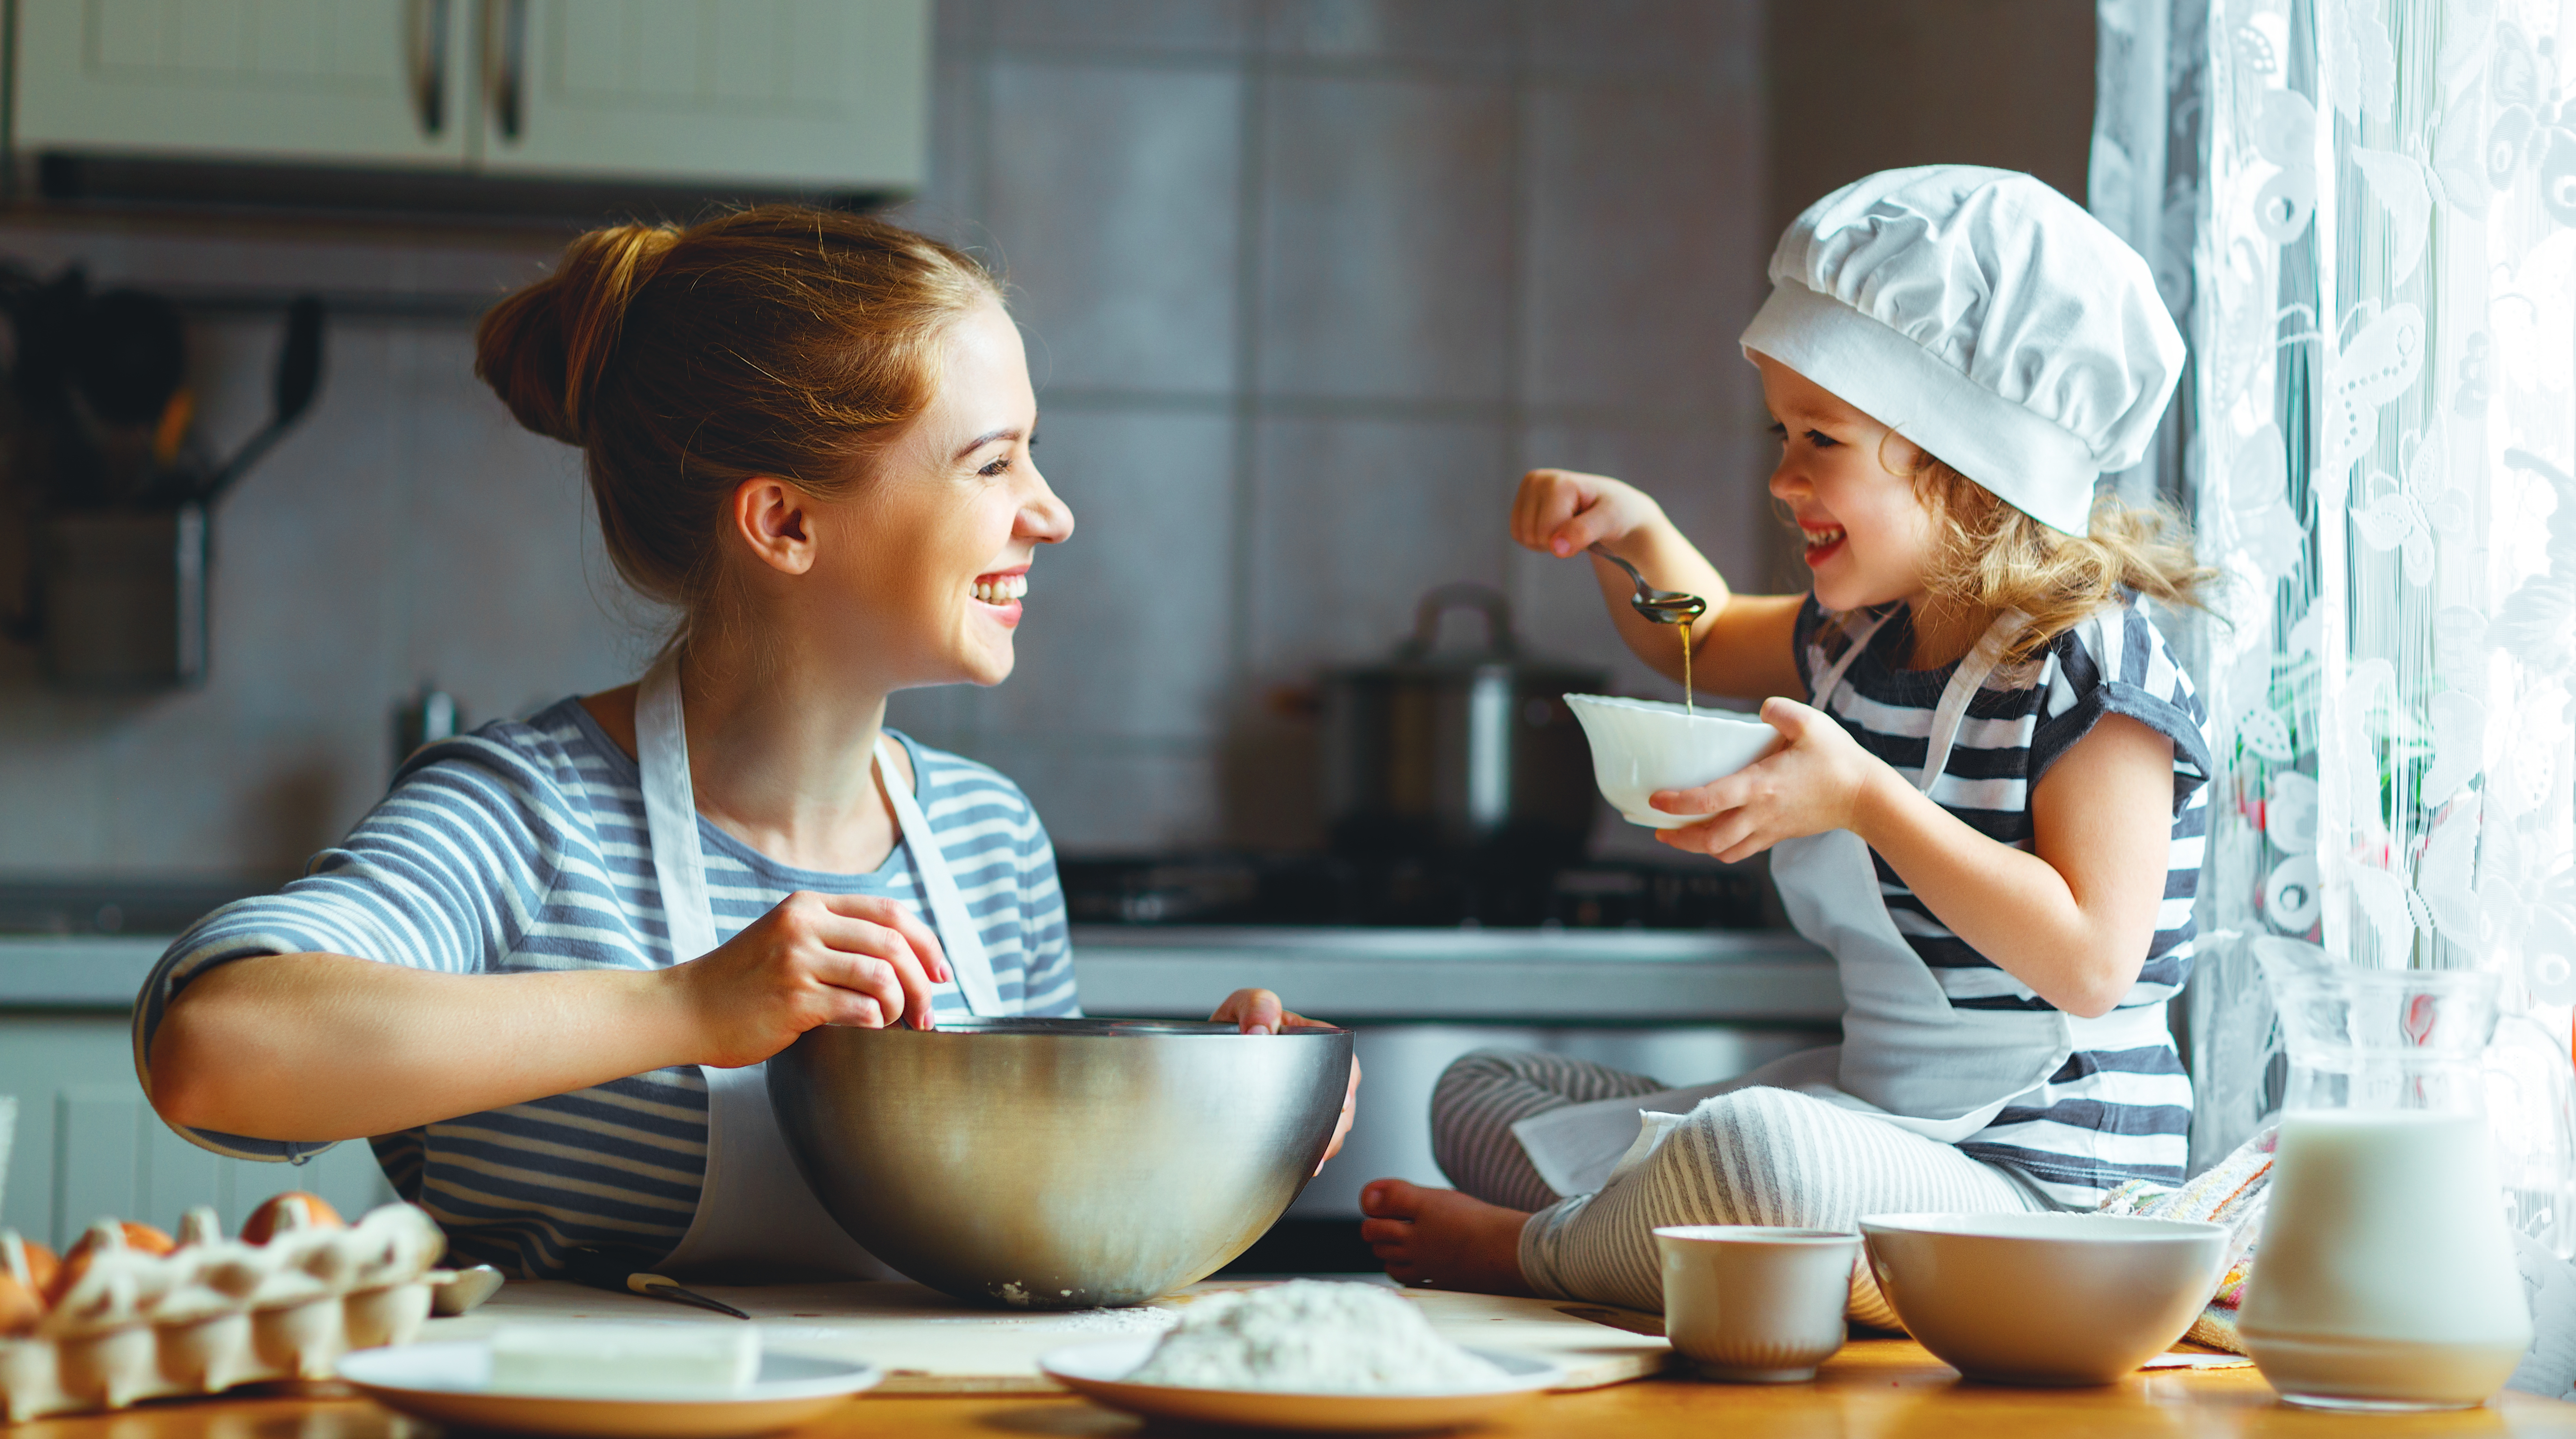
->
xmin=1057 ymin=853 xmax=1768 ymax=930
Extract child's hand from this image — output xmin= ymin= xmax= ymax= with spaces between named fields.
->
xmin=1650 ymin=697 xmax=1892 ymax=861
xmin=1511 ymin=469 xmax=1665 ymax=557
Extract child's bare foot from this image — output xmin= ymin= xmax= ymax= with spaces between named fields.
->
xmin=1358 ymin=1179 xmax=1536 ymax=1297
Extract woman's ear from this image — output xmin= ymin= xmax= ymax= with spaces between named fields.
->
xmin=731 ymin=477 xmax=817 ymax=575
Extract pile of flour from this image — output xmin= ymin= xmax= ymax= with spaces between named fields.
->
xmin=1124 ymin=1281 xmax=1510 ymax=1393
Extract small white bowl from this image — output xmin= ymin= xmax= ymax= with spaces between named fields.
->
xmin=1563 ymin=694 xmax=1780 ymax=829
xmin=1859 ymin=1213 xmax=2229 ymax=1386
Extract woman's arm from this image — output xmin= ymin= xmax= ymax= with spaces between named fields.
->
xmin=1655 ymin=703 xmax=2176 ymax=1018
xmin=147 ymin=891 xmax=950 ymax=1142
xmin=150 ymin=953 xmax=689 ymax=1141
xmin=1510 ymin=469 xmax=1804 ymax=701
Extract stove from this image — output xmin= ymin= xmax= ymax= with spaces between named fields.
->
xmin=1056 ymin=852 xmax=1771 ymax=930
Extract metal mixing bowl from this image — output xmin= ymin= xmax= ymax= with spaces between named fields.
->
xmin=768 ymin=1017 xmax=1353 ymax=1309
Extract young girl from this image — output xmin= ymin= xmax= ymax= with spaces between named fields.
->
xmin=1360 ymin=166 xmax=2212 ymax=1325
xmin=138 ymin=208 xmax=1352 ymax=1280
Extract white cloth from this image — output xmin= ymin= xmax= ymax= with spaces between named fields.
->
xmin=1740 ymin=165 xmax=2184 ymax=535
xmin=635 ymin=655 xmax=1000 ymax=1282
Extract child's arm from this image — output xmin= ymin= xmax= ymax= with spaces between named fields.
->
xmin=1511 ymin=469 xmax=1804 ymax=701
xmin=1654 ymin=702 xmax=2175 ymax=1018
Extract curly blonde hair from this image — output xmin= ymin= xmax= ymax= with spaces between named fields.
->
xmin=1818 ymin=448 xmax=2215 ymax=666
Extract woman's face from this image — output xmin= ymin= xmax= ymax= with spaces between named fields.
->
xmin=1756 ymin=355 xmax=1940 ymax=614
xmin=803 ymin=298 xmax=1074 ymax=690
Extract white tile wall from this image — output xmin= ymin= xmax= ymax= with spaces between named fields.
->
xmin=965 ymin=407 xmax=1239 ymax=742
xmin=1263 ymin=0 xmax=1516 ymax=67
xmin=1256 ymin=74 xmax=1515 ymax=404
xmin=984 ymin=62 xmax=1244 ymax=395
xmin=1246 ymin=415 xmax=1513 ymax=679
xmin=1521 ymin=79 xmax=1766 ymax=416
xmin=986 ymin=0 xmax=1257 ymax=56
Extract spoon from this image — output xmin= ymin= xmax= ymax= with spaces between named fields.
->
xmin=1589 ymin=544 xmax=1708 ymax=626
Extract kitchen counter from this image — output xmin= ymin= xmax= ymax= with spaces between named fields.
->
xmin=0 ymin=927 xmax=1840 ymax=1022
xmin=0 ymin=936 xmax=162 ymax=1009
xmin=19 ymin=1337 xmax=2568 ymax=1436
xmin=1072 ymin=925 xmax=1838 ymax=1023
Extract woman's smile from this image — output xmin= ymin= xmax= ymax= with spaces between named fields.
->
xmin=971 ymin=566 xmax=1029 ymax=625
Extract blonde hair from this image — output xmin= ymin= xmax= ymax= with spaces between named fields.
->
xmin=1817 ymin=445 xmax=2214 ymax=666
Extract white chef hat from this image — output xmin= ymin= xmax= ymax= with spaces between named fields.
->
xmin=1739 ymin=165 xmax=2184 ymax=536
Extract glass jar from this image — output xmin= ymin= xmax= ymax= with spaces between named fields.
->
xmin=2238 ymin=944 xmax=2547 ymax=1410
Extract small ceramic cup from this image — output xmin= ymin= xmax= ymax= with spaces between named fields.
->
xmin=1654 ymin=1225 xmax=1860 ymax=1382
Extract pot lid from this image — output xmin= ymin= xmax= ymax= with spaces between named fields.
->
xmin=1334 ymin=582 xmax=1605 ymax=682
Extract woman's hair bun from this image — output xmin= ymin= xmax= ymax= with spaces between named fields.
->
xmin=474 ymin=222 xmax=680 ymax=445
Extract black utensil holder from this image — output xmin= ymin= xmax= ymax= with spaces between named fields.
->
xmin=38 ymin=503 xmax=209 ymax=689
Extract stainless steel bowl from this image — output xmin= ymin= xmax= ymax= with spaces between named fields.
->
xmin=768 ymin=1017 xmax=1352 ymax=1309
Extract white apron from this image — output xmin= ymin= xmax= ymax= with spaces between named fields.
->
xmin=1513 ymin=608 xmax=2108 ymax=1198
xmin=636 ymin=656 xmax=1003 ymax=1281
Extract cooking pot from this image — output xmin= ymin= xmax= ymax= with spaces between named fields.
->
xmin=1320 ymin=583 xmax=1606 ymax=863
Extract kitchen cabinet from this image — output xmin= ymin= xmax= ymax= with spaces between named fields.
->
xmin=14 ymin=0 xmax=927 ymax=196
xmin=15 ymin=1 xmax=472 ymax=168
xmin=0 ymin=1015 xmax=392 ymax=1252
xmin=483 ymin=1 xmax=928 ymax=190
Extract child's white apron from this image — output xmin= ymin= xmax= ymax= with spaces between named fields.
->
xmin=632 ymin=655 xmax=1004 ymax=1280
xmin=1512 ymin=608 xmax=2158 ymax=1197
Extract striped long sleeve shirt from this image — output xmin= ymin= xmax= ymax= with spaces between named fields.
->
xmin=134 ymin=697 xmax=1078 ymax=1277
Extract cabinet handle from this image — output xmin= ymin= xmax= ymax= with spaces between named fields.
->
xmin=483 ymin=0 xmax=529 ymax=143
xmin=404 ymin=0 xmax=450 ymax=137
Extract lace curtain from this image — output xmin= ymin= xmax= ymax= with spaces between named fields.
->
xmin=2094 ymin=0 xmax=2576 ymax=1207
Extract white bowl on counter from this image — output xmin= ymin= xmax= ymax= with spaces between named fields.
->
xmin=1564 ymin=694 xmax=1779 ymax=829
xmin=1859 ymin=1213 xmax=2229 ymax=1385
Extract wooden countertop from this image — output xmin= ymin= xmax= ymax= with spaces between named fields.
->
xmin=14 ymin=1338 xmax=2570 ymax=1437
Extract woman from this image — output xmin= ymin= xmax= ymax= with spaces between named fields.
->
xmin=139 ymin=208 xmax=1353 ymax=1280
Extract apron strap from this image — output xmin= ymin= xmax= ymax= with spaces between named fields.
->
xmin=875 ymin=738 xmax=1004 ymax=1017
xmin=1808 ymin=609 xmax=1893 ymax=711
xmin=1810 ymin=607 xmax=2028 ymax=797
xmin=1916 ymin=610 xmax=2026 ymax=792
xmin=636 ymin=655 xmax=720 ymax=963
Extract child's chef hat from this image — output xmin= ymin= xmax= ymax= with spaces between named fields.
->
xmin=1739 ymin=165 xmax=2184 ymax=536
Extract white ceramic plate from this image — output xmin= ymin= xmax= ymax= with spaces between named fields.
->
xmin=1039 ymin=1337 xmax=1564 ymax=1434
xmin=336 ymin=1340 xmax=882 ymax=1439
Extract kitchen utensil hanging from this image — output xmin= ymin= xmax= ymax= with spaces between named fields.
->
xmin=0 ymin=263 xmax=326 ymax=689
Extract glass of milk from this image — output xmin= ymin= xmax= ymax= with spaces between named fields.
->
xmin=2237 ymin=944 xmax=2556 ymax=1410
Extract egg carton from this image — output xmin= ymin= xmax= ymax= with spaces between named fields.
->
xmin=0 ymin=1202 xmax=451 ymax=1423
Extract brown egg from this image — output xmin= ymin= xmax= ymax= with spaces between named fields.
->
xmin=44 ymin=1241 xmax=102 ymax=1310
xmin=45 ymin=1221 xmax=177 ymax=1305
xmin=240 ymin=1192 xmax=345 ymax=1245
xmin=116 ymin=1222 xmax=176 ymax=1258
xmin=0 ymin=1233 xmax=56 ymax=1300
xmin=0 ymin=1274 xmax=40 ymax=1336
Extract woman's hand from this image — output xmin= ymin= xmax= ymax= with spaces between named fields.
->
xmin=1210 ymin=988 xmax=1362 ymax=1176
xmin=1510 ymin=469 xmax=1666 ymax=557
xmin=1650 ymin=697 xmax=1892 ymax=862
xmin=673 ymin=891 xmax=952 ymax=1067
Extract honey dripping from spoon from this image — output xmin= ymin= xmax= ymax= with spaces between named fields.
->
xmin=1679 ymin=618 xmax=1693 ymax=718
xmin=1585 ymin=545 xmax=1707 ymax=715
